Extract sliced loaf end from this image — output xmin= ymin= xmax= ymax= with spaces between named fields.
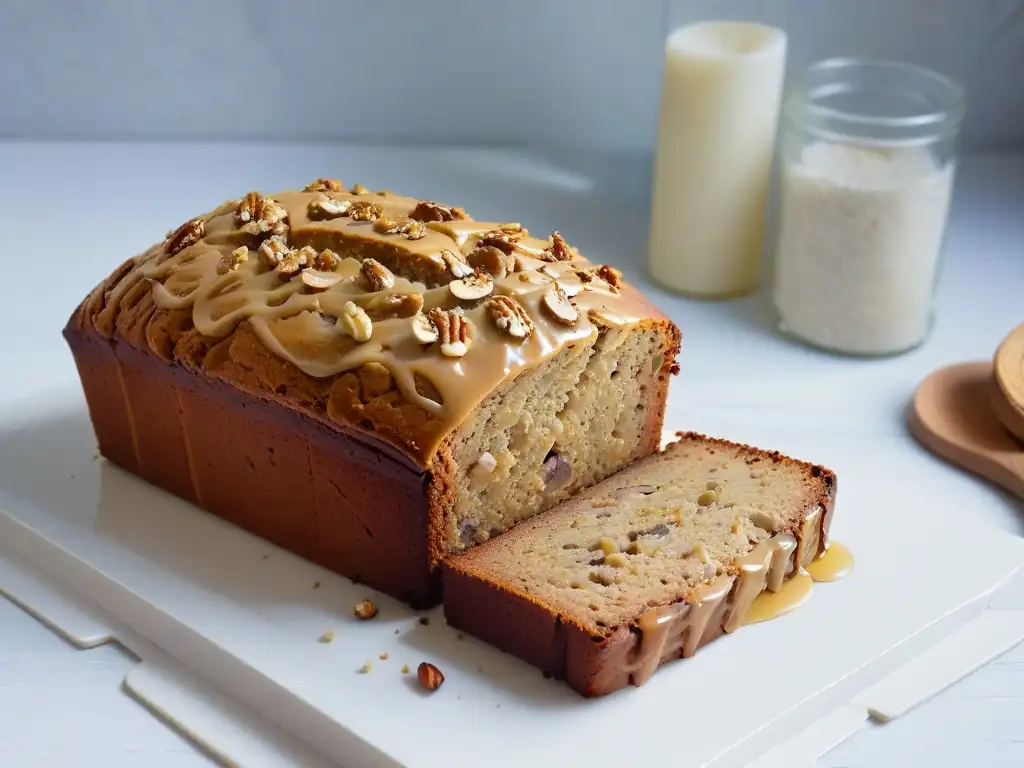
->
xmin=442 ymin=432 xmax=837 ymax=696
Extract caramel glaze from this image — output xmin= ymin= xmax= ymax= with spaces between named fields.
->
xmin=621 ymin=512 xmax=852 ymax=688
xmin=97 ymin=186 xmax=668 ymax=469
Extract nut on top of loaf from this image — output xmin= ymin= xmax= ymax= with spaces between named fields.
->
xmin=97 ymin=180 xmax=676 ymax=466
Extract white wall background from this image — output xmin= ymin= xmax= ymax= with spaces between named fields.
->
xmin=1 ymin=0 xmax=1022 ymax=151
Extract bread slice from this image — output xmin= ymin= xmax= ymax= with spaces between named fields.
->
xmin=442 ymin=432 xmax=837 ymax=696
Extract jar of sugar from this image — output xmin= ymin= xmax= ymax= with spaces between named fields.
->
xmin=772 ymin=58 xmax=965 ymax=356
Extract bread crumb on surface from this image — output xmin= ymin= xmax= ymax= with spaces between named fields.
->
xmin=418 ymin=616 xmax=430 ymax=626
xmin=358 ymin=662 xmax=372 ymax=674
xmin=379 ymin=652 xmax=389 ymax=660
xmin=319 ymin=629 xmax=334 ymax=643
xmin=401 ymin=664 xmax=410 ymax=674
xmin=313 ymin=580 xmax=321 ymax=589
xmin=354 ymin=599 xmax=379 ymax=620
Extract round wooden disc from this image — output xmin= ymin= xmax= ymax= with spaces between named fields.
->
xmin=993 ymin=322 xmax=1024 ymax=443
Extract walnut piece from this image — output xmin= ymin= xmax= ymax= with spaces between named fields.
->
xmin=217 ymin=246 xmax=249 ymax=274
xmin=349 ymin=201 xmax=384 ymax=222
xmin=237 ymin=192 xmax=287 ymax=236
xmin=544 ymin=231 xmax=573 ymax=262
xmin=440 ymin=249 xmax=474 ymax=279
xmin=541 ymin=281 xmax=579 ymax=326
xmin=313 ymin=248 xmax=340 ymax=271
xmin=467 ymin=245 xmax=513 ymax=279
xmin=364 ymin=293 xmax=424 ymax=321
xmin=340 ymin=301 xmax=373 ymax=342
xmin=596 ymin=264 xmax=624 ymax=291
xmin=449 ymin=272 xmax=494 ymax=301
xmin=477 ymin=224 xmax=526 ymax=255
xmin=361 ymin=258 xmax=395 ymax=291
xmin=308 ymin=195 xmax=352 ymax=220
xmin=486 ymin=295 xmax=534 ymax=339
xmin=427 ymin=307 xmax=471 ymax=357
xmin=276 ymin=245 xmax=316 ymax=279
xmin=408 ymin=200 xmax=468 ymax=223
xmin=164 ymin=218 xmax=205 ymax=256
xmin=373 ymin=217 xmax=426 ymax=241
xmin=304 ymin=178 xmax=343 ymax=192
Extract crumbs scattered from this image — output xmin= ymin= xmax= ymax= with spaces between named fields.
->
xmin=358 ymin=662 xmax=372 ymax=674
xmin=401 ymin=664 xmax=410 ymax=674
xmin=313 ymin=580 xmax=321 ymax=589
xmin=379 ymin=652 xmax=389 ymax=660
xmin=418 ymin=616 xmax=430 ymax=626
xmin=319 ymin=629 xmax=334 ymax=644
xmin=262 ymin=554 xmax=270 ymax=560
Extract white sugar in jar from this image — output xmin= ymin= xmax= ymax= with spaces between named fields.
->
xmin=772 ymin=59 xmax=965 ymax=356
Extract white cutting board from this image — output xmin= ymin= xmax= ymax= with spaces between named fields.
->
xmin=1 ymin=388 xmax=1022 ymax=768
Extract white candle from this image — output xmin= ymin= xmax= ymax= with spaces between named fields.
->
xmin=647 ymin=22 xmax=788 ymax=298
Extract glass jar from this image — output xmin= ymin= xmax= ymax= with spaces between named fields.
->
xmin=772 ymin=58 xmax=965 ymax=356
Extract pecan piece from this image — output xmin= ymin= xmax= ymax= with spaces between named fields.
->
xmin=363 ymin=292 xmax=424 ymax=321
xmin=361 ymin=258 xmax=395 ymax=291
xmin=276 ymin=245 xmax=315 ymax=278
xmin=349 ymin=201 xmax=383 ymax=222
xmin=467 ymin=245 xmax=513 ymax=279
xmin=313 ymin=248 xmax=340 ymax=271
xmin=544 ymin=231 xmax=573 ymax=262
xmin=427 ymin=307 xmax=471 ymax=357
xmin=596 ymin=264 xmax=624 ymax=291
xmin=340 ymin=301 xmax=373 ymax=342
xmin=487 ymin=295 xmax=534 ymax=339
xmin=477 ymin=223 xmax=526 ymax=255
xmin=408 ymin=200 xmax=468 ymax=223
xmin=164 ymin=218 xmax=205 ymax=256
xmin=541 ymin=282 xmax=579 ymax=326
xmin=237 ymin=192 xmax=287 ymax=236
xmin=449 ymin=272 xmax=494 ymax=301
xmin=308 ymin=195 xmax=352 ymax=220
xmin=417 ymin=662 xmax=444 ymax=692
xmin=374 ymin=217 xmax=426 ymax=240
xmin=304 ymin=177 xmax=343 ymax=192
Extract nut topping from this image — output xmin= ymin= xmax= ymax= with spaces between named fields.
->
xmin=164 ymin=218 xmax=205 ymax=256
xmin=412 ymin=313 xmax=440 ymax=345
xmin=304 ymin=178 xmax=343 ymax=192
xmin=217 ymin=246 xmax=249 ymax=274
xmin=441 ymin=249 xmax=474 ymax=279
xmin=373 ymin=217 xmax=401 ymax=235
xmin=349 ymin=201 xmax=383 ymax=222
xmin=301 ymin=269 xmax=344 ymax=291
xmin=486 ymin=295 xmax=534 ymax=339
xmin=478 ymin=224 xmax=526 ymax=255
xmin=259 ymin=236 xmax=289 ymax=269
xmin=361 ymin=258 xmax=395 ymax=291
xmin=467 ymin=245 xmax=513 ymax=279
xmin=339 ymin=301 xmax=373 ymax=342
xmin=237 ymin=192 xmax=287 ymax=236
xmin=373 ymin=217 xmax=426 ymax=240
xmin=364 ymin=293 xmax=423 ymax=321
xmin=408 ymin=200 xmax=468 ymax=223
xmin=541 ymin=282 xmax=579 ymax=326
xmin=596 ymin=264 xmax=624 ymax=291
xmin=354 ymin=599 xmax=378 ymax=620
xmin=276 ymin=245 xmax=316 ymax=278
xmin=544 ymin=231 xmax=573 ymax=262
xmin=427 ymin=307 xmax=471 ymax=358
xmin=417 ymin=662 xmax=444 ymax=692
xmin=308 ymin=195 xmax=352 ymax=219
xmin=349 ymin=183 xmax=370 ymax=195
xmin=449 ymin=272 xmax=494 ymax=301
xmin=313 ymin=248 xmax=340 ymax=271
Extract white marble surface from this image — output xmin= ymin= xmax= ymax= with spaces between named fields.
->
xmin=0 ymin=141 xmax=1022 ymax=767
xmin=1 ymin=0 xmax=1023 ymax=150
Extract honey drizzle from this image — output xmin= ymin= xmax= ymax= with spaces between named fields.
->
xmin=743 ymin=541 xmax=854 ymax=625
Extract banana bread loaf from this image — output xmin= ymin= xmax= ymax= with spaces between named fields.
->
xmin=64 ymin=180 xmax=681 ymax=606
xmin=442 ymin=432 xmax=836 ymax=695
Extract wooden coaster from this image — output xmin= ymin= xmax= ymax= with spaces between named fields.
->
xmin=908 ymin=361 xmax=1024 ymax=501
xmin=994 ymin=322 xmax=1024 ymax=443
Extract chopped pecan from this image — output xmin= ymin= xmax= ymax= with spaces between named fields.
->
xmin=304 ymin=178 xmax=343 ymax=192
xmin=363 ymin=292 xmax=423 ymax=321
xmin=308 ymin=195 xmax=352 ymax=219
xmin=164 ymin=218 xmax=205 ymax=256
xmin=544 ymin=231 xmax=573 ymax=262
xmin=477 ymin=223 xmax=526 ymax=255
xmin=276 ymin=245 xmax=315 ymax=278
xmin=340 ymin=301 xmax=373 ymax=342
xmin=596 ymin=264 xmax=624 ymax=291
xmin=349 ymin=201 xmax=384 ymax=222
xmin=541 ymin=281 xmax=579 ymax=326
xmin=441 ymin=249 xmax=474 ymax=279
xmin=404 ymin=220 xmax=426 ymax=240
xmin=237 ymin=192 xmax=287 ymax=236
xmin=373 ymin=217 xmax=426 ymax=240
xmin=373 ymin=217 xmax=402 ymax=235
xmin=217 ymin=246 xmax=249 ymax=274
xmin=313 ymin=248 xmax=340 ymax=271
xmin=427 ymin=307 xmax=471 ymax=357
xmin=467 ymin=245 xmax=513 ymax=279
xmin=361 ymin=258 xmax=395 ymax=291
xmin=408 ymin=200 xmax=468 ymax=223
xmin=487 ymin=295 xmax=534 ymax=339
xmin=259 ymin=236 xmax=290 ymax=269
